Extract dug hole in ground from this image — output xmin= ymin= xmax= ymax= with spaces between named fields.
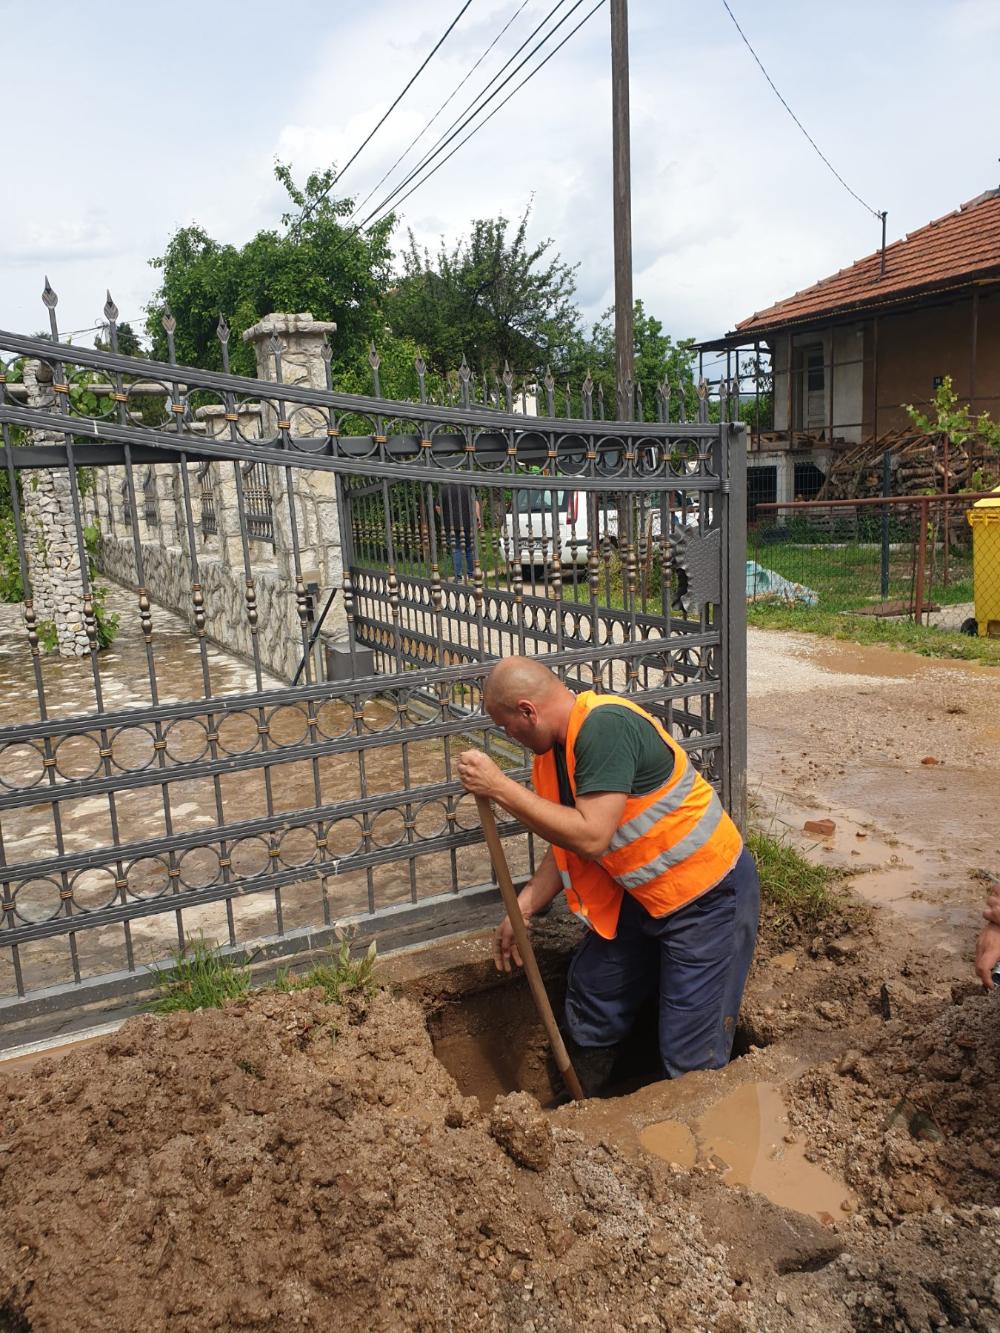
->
xmin=0 ymin=628 xmax=997 ymax=1332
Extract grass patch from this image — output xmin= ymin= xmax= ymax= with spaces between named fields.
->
xmin=747 ymin=827 xmax=840 ymax=932
xmin=747 ymin=601 xmax=1000 ymax=665
xmin=147 ymin=936 xmax=252 ymax=1014
xmin=271 ymin=939 xmax=379 ymax=1006
xmin=750 ymin=536 xmax=975 ymax=613
xmin=147 ymin=936 xmax=379 ymax=1015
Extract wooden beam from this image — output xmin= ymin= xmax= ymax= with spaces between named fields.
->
xmin=872 ymin=316 xmax=880 ymax=439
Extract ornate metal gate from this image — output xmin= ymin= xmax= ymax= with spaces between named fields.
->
xmin=0 ymin=298 xmax=746 ymax=1028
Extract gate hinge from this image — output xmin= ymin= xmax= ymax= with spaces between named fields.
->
xmin=720 ymin=481 xmax=731 ymax=494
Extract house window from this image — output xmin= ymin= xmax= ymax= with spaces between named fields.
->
xmin=747 ymin=466 xmax=777 ymax=523
xmin=794 ymin=343 xmax=826 ymax=432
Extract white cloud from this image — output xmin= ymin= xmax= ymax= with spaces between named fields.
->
xmin=1 ymin=0 xmax=998 ymax=353
xmin=0 ymin=217 xmax=117 ymax=267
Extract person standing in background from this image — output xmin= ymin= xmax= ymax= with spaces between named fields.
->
xmin=437 ymin=483 xmax=481 ymax=581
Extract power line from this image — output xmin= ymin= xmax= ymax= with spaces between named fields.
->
xmin=362 ymin=0 xmax=605 ymax=232
xmin=720 ymin=0 xmax=882 ymax=222
xmin=351 ymin=0 xmax=572 ymax=230
xmin=51 ymin=318 xmax=144 ymax=343
xmin=298 ymin=0 xmax=474 ymax=227
xmin=349 ymin=0 xmax=534 ymax=227
xmin=358 ymin=0 xmax=594 ymax=232
xmin=312 ymin=0 xmax=592 ymax=266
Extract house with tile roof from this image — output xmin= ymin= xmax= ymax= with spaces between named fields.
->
xmin=700 ymin=188 xmax=1000 ymax=511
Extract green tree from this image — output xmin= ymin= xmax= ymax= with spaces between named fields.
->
xmin=570 ymin=301 xmax=698 ymax=422
xmin=386 ymin=208 xmax=581 ymax=377
xmin=146 ymin=164 xmax=396 ymax=377
xmin=736 ymin=352 xmax=773 ymax=433
xmin=95 ymin=322 xmax=143 ymax=357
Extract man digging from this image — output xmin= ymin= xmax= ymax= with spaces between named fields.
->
xmin=457 ymin=657 xmax=760 ymax=1094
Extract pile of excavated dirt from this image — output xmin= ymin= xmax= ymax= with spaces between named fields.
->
xmin=2 ymin=982 xmax=1000 ymax=1331
xmin=789 ymin=984 xmax=1000 ymax=1222
xmin=0 ymin=988 xmax=770 ymax=1333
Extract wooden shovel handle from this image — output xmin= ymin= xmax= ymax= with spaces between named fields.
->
xmin=475 ymin=796 xmax=585 ymax=1102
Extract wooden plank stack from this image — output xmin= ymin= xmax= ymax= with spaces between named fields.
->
xmin=815 ymin=429 xmax=978 ymax=500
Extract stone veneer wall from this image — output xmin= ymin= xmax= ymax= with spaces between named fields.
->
xmin=83 ymin=313 xmax=348 ymax=682
xmin=21 ymin=361 xmax=90 ymax=656
xmin=95 ymin=526 xmax=304 ymax=681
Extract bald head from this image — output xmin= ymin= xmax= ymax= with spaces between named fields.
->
xmin=484 ymin=657 xmax=575 ymax=754
xmin=485 ymin=657 xmax=562 ymax=711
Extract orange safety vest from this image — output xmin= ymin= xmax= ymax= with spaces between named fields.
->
xmin=532 ymin=692 xmax=743 ymax=939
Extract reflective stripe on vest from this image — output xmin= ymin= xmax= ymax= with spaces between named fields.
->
xmin=608 ymin=762 xmax=698 ymax=851
xmin=556 ymin=859 xmax=594 ymax=924
xmin=532 ymin=690 xmax=741 ymax=938
xmin=614 ymin=791 xmax=726 ymax=891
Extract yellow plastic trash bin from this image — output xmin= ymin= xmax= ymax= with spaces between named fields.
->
xmin=967 ymin=485 xmax=1000 ymax=637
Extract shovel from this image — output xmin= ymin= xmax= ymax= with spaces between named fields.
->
xmin=475 ymin=795 xmax=585 ymax=1102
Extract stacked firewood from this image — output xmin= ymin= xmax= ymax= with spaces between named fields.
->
xmin=815 ymin=429 xmax=978 ymax=500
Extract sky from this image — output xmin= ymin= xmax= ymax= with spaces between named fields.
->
xmin=2 ymin=0 xmax=998 ymax=368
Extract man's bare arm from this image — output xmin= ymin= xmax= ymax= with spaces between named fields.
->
xmin=494 ymin=848 xmax=562 ymax=972
xmin=456 ymin=750 xmax=626 ymax=858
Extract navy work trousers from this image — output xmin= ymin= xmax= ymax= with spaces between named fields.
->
xmin=564 ymin=846 xmax=760 ymax=1079
xmin=451 ymin=533 xmax=475 ymax=580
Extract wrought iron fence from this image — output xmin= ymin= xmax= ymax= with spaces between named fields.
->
xmin=241 ymin=461 xmax=274 ymax=545
xmin=0 ymin=290 xmax=747 ymax=1027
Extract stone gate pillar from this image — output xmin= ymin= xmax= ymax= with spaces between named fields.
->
xmin=194 ymin=404 xmax=263 ymax=568
xmin=21 ymin=360 xmax=90 ymax=656
xmin=243 ymin=313 xmax=348 ymax=659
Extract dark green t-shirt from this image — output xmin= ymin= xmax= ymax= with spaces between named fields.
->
xmin=552 ymin=705 xmax=675 ymax=806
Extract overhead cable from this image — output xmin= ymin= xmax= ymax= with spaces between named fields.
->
xmin=349 ymin=0 xmax=534 ymax=226
xmin=299 ymin=0 xmax=474 ymax=225
xmin=362 ymin=0 xmax=605 ymax=230
xmin=358 ymin=0 xmax=596 ymax=230
xmin=356 ymin=0 xmax=578 ymax=225
xmin=721 ymin=0 xmax=882 ymax=221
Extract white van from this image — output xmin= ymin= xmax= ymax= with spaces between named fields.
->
xmin=503 ymin=490 xmax=594 ymax=568
xmin=503 ymin=490 xmax=698 ymax=568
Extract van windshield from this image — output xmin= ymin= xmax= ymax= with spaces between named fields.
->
xmin=515 ymin=490 xmax=567 ymax=513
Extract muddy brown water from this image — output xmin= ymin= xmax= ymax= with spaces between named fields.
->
xmin=427 ymin=963 xmax=857 ymax=1228
xmin=639 ymin=1082 xmax=855 ymax=1226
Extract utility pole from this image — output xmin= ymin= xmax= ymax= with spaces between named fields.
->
xmin=610 ymin=0 xmax=634 ymax=421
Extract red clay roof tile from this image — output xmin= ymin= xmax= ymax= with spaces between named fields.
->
xmin=736 ymin=189 xmax=1000 ymax=333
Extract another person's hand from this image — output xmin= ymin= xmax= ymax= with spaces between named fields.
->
xmin=981 ymin=890 xmax=1000 ymax=928
xmin=457 ymin=749 xmax=508 ymax=800
xmin=974 ymin=923 xmax=1000 ymax=989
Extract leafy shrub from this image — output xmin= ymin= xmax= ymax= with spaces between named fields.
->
xmin=0 ymin=515 xmax=23 ymax=602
